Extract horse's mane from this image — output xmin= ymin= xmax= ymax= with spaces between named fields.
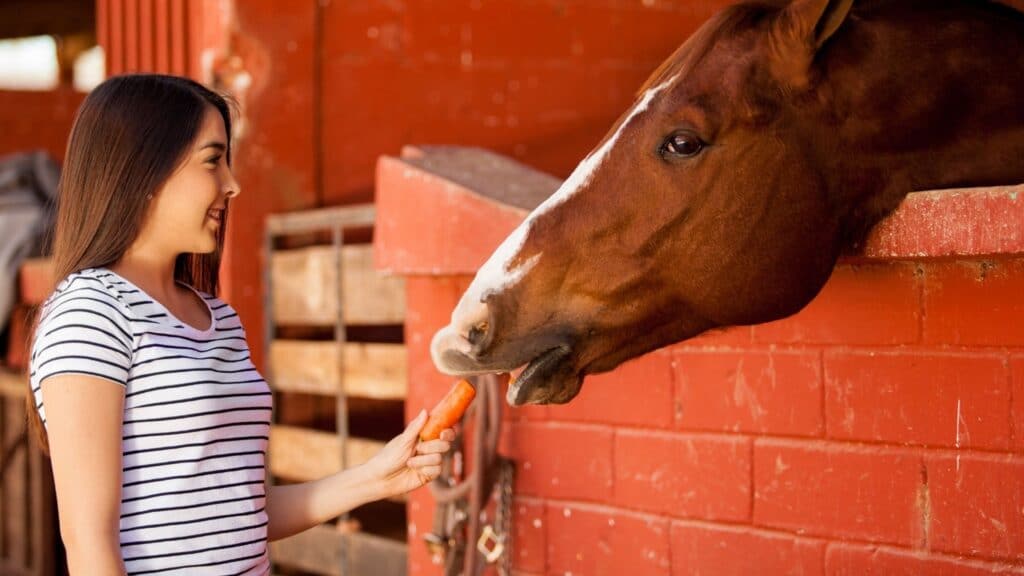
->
xmin=636 ymin=2 xmax=778 ymax=97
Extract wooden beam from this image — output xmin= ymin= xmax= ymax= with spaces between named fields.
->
xmin=269 ymin=426 xmax=383 ymax=482
xmin=0 ymin=369 xmax=26 ymax=399
xmin=269 ymin=340 xmax=406 ymax=399
xmin=266 ymin=205 xmax=376 ymax=236
xmin=271 ymin=245 xmax=405 ymax=326
xmin=270 ymin=525 xmax=407 ymax=576
xmin=0 ymin=1 xmax=95 ymax=39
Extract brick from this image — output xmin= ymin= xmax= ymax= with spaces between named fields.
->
xmin=1013 ymin=356 xmax=1024 ymax=452
xmin=751 ymin=263 xmax=921 ymax=346
xmin=374 ymin=153 xmax=532 ymax=276
xmin=753 ymin=441 xmax=922 ymax=545
xmin=824 ymin=352 xmax=1010 ymax=449
xmin=827 ymin=542 xmax=1024 ymax=576
xmin=923 ymin=259 xmax=1024 ymax=347
xmin=545 ymin=350 xmax=675 ymax=429
xmin=406 ymin=489 xmax=443 ymax=576
xmin=673 ymin=349 xmax=822 ymax=436
xmin=673 ymin=325 xmax=753 ymax=349
xmin=511 ymin=498 xmax=546 ymax=573
xmin=863 ymin=185 xmax=1024 ymax=260
xmin=504 ymin=422 xmax=614 ymax=502
xmin=670 ymin=522 xmax=825 ymax=576
xmin=927 ymin=453 xmax=1024 ymax=561
xmin=546 ymin=503 xmax=671 ymax=576
xmin=615 ymin=431 xmax=750 ymax=521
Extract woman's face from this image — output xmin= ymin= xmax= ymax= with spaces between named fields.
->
xmin=143 ymin=105 xmax=240 ymax=256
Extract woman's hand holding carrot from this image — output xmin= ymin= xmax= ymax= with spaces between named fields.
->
xmin=364 ymin=380 xmax=476 ymax=497
xmin=363 ymin=410 xmax=455 ymax=498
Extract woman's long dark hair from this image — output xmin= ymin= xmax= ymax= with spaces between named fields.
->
xmin=27 ymin=74 xmax=236 ymax=453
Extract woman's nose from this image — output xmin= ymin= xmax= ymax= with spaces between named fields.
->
xmin=223 ymin=171 xmax=241 ymax=199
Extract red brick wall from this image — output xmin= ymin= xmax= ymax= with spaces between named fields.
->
xmin=379 ymin=152 xmax=1024 ymax=575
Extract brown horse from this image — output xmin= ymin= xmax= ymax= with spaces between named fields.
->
xmin=431 ymin=0 xmax=1024 ymax=405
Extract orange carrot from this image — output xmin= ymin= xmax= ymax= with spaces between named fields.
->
xmin=419 ymin=379 xmax=476 ymax=441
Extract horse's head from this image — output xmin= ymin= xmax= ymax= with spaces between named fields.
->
xmin=431 ymin=0 xmax=1024 ymax=405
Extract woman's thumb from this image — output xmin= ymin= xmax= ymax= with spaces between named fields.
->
xmin=404 ymin=409 xmax=428 ymax=439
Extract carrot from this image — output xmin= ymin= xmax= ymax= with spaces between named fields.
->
xmin=419 ymin=379 xmax=476 ymax=441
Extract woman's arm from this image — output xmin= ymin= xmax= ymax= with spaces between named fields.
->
xmin=42 ymin=375 xmax=127 ymax=575
xmin=266 ymin=409 xmax=452 ymax=542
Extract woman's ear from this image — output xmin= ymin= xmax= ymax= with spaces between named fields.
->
xmin=768 ymin=0 xmax=855 ymax=91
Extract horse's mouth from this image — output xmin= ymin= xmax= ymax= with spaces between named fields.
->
xmin=506 ymin=346 xmax=581 ymax=406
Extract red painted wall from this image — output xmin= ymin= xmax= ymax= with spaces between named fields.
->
xmin=0 ymin=88 xmax=84 ymax=162
xmin=234 ymin=0 xmax=737 ymax=370
xmin=377 ymin=153 xmax=1024 ymax=575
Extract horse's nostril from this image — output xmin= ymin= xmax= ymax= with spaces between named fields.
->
xmin=467 ymin=321 xmax=489 ymax=347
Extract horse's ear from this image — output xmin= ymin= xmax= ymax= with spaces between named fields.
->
xmin=770 ymin=0 xmax=854 ymax=90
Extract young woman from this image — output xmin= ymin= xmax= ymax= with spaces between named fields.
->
xmin=28 ymin=74 xmax=453 ymax=575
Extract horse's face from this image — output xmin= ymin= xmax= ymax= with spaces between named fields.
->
xmin=433 ymin=1 xmax=853 ymax=405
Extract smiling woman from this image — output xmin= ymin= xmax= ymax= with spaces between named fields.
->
xmin=26 ymin=74 xmax=454 ymax=575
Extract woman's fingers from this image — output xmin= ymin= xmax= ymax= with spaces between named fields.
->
xmin=416 ymin=439 xmax=451 ymax=455
xmin=407 ymin=453 xmax=443 ymax=468
xmin=439 ymin=428 xmax=455 ymax=442
xmin=417 ymin=465 xmax=441 ymax=481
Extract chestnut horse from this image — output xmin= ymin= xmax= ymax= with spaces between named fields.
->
xmin=432 ymin=0 xmax=1024 ymax=405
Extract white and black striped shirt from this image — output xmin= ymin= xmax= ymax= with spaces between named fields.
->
xmin=30 ymin=267 xmax=271 ymax=575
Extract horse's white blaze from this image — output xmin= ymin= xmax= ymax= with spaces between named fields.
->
xmin=448 ymin=73 xmax=680 ymax=331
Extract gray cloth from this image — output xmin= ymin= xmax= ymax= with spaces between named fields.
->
xmin=0 ymin=150 xmax=59 ymax=331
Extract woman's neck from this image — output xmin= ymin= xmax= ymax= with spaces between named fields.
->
xmin=110 ymin=247 xmax=181 ymax=303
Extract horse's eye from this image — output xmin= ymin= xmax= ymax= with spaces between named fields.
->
xmin=661 ymin=132 xmax=705 ymax=158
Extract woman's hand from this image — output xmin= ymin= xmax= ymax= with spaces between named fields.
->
xmin=363 ymin=409 xmax=455 ymax=498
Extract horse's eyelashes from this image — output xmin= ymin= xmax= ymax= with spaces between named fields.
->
xmin=661 ymin=131 xmax=705 ymax=159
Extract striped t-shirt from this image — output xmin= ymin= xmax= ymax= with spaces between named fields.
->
xmin=30 ymin=267 xmax=271 ymax=575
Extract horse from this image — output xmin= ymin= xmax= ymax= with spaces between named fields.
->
xmin=430 ymin=0 xmax=1024 ymax=406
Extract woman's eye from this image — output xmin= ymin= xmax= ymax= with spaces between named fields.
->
xmin=661 ymin=132 xmax=705 ymax=158
xmin=205 ymin=155 xmax=222 ymax=166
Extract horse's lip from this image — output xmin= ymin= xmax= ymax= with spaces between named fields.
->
xmin=506 ymin=346 xmax=580 ymax=406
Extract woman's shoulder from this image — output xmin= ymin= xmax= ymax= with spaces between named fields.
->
xmin=39 ymin=268 xmax=139 ymax=327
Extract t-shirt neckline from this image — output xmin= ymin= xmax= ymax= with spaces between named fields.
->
xmin=101 ymin=268 xmax=216 ymax=336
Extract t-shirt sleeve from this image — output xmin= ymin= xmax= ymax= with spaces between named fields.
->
xmin=31 ymin=289 xmax=134 ymax=388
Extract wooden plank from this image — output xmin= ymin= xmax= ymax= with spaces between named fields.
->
xmin=348 ymin=531 xmax=408 ymax=576
xmin=266 ymin=204 xmax=376 ymax=235
xmin=2 ymin=397 xmax=28 ymax=567
xmin=271 ymin=245 xmax=405 ymax=326
xmin=0 ymin=369 xmax=26 ymax=399
xmin=270 ymin=524 xmax=407 ymax=576
xmin=27 ymin=429 xmax=54 ymax=576
xmin=269 ymin=340 xmax=407 ymax=399
xmin=269 ymin=426 xmax=384 ymax=482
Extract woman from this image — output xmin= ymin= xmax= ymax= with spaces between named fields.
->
xmin=27 ymin=74 xmax=453 ymax=575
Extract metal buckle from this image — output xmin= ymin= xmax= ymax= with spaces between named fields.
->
xmin=476 ymin=525 xmax=504 ymax=563
xmin=423 ymin=532 xmax=448 ymax=559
